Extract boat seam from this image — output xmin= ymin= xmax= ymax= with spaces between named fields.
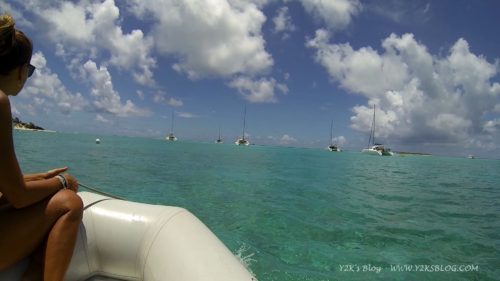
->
xmin=84 ymin=197 xmax=115 ymax=275
xmin=140 ymin=208 xmax=188 ymax=280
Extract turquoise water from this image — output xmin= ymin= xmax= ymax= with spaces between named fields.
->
xmin=13 ymin=130 xmax=500 ymax=281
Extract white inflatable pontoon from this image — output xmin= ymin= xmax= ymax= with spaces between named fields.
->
xmin=0 ymin=192 xmax=256 ymax=281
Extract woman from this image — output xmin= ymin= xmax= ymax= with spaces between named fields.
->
xmin=0 ymin=14 xmax=84 ymax=281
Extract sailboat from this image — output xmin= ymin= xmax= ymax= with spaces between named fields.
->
xmin=215 ymin=126 xmax=223 ymax=144
xmin=235 ymin=105 xmax=250 ymax=146
xmin=361 ymin=104 xmax=393 ymax=156
xmin=327 ymin=120 xmax=341 ymax=152
xmin=165 ymin=111 xmax=177 ymax=141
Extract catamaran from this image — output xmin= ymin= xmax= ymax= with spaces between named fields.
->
xmin=165 ymin=111 xmax=177 ymax=141
xmin=361 ymin=104 xmax=393 ymax=156
xmin=235 ymin=105 xmax=250 ymax=146
xmin=327 ymin=120 xmax=341 ymax=152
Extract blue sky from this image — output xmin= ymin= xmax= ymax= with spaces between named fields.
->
xmin=2 ymin=0 xmax=500 ymax=158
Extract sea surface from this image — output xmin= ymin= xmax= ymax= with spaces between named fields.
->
xmin=13 ymin=130 xmax=500 ymax=281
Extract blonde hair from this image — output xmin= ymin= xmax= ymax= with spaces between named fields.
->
xmin=0 ymin=13 xmax=33 ymax=75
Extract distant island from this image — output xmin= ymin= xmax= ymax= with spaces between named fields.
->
xmin=394 ymin=151 xmax=432 ymax=156
xmin=12 ymin=117 xmax=50 ymax=131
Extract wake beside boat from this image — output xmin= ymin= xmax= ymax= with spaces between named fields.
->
xmin=361 ymin=104 xmax=393 ymax=156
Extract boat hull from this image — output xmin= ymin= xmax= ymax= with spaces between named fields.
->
xmin=382 ymin=150 xmax=394 ymax=156
xmin=165 ymin=134 xmax=177 ymax=141
xmin=0 ymin=192 xmax=255 ymax=281
xmin=235 ymin=139 xmax=249 ymax=146
xmin=361 ymin=148 xmax=382 ymax=155
xmin=362 ymin=145 xmax=393 ymax=156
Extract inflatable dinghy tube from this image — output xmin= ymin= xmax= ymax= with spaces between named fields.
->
xmin=0 ymin=192 xmax=257 ymax=281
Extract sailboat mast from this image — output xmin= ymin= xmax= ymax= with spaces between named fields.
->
xmin=367 ymin=127 xmax=372 ymax=149
xmin=170 ymin=111 xmax=175 ymax=134
xmin=372 ymin=104 xmax=376 ymax=145
xmin=330 ymin=120 xmax=334 ymax=145
xmin=242 ymin=105 xmax=246 ymax=141
xmin=367 ymin=104 xmax=376 ymax=148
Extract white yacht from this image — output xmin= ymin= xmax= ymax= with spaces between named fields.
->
xmin=328 ymin=144 xmax=340 ymax=152
xmin=166 ymin=133 xmax=177 ymax=141
xmin=362 ymin=144 xmax=393 ymax=156
xmin=361 ymin=104 xmax=393 ymax=156
xmin=235 ymin=105 xmax=250 ymax=146
xmin=216 ymin=127 xmax=223 ymax=144
xmin=165 ymin=111 xmax=177 ymax=141
xmin=235 ymin=138 xmax=249 ymax=146
xmin=327 ymin=120 xmax=341 ymax=152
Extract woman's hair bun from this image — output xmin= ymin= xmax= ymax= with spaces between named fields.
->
xmin=0 ymin=13 xmax=32 ymax=75
xmin=0 ymin=14 xmax=16 ymax=55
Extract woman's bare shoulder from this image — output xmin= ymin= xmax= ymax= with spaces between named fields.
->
xmin=0 ymin=92 xmax=12 ymax=131
xmin=0 ymin=91 xmax=10 ymax=108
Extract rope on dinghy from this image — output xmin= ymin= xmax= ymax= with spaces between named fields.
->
xmin=78 ymin=183 xmax=125 ymax=200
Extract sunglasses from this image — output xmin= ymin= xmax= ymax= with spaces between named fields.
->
xmin=27 ymin=64 xmax=36 ymax=78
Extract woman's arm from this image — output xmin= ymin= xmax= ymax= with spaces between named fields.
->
xmin=24 ymin=167 xmax=69 ymax=182
xmin=0 ymin=94 xmax=63 ymax=208
xmin=24 ymin=173 xmax=46 ymax=182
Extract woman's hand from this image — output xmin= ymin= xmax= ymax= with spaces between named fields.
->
xmin=63 ymin=173 xmax=79 ymax=192
xmin=44 ymin=167 xmax=68 ymax=179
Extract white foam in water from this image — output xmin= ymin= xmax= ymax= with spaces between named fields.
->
xmin=234 ymin=243 xmax=258 ymax=280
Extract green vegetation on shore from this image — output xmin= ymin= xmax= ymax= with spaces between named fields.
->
xmin=12 ymin=117 xmax=45 ymax=130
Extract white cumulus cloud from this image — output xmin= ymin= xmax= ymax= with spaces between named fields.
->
xmin=279 ymin=134 xmax=297 ymax=145
xmin=82 ymin=60 xmax=151 ymax=117
xmin=308 ymin=32 xmax=500 ymax=149
xmin=229 ymin=76 xmax=288 ymax=103
xmin=267 ymin=134 xmax=298 ymax=146
xmin=21 ymin=52 xmax=87 ymax=115
xmin=153 ymin=91 xmax=184 ymax=107
xmin=273 ymin=6 xmax=295 ymax=39
xmin=95 ymin=114 xmax=113 ymax=124
xmin=333 ymin=136 xmax=347 ymax=146
xmin=127 ymin=0 xmax=273 ymax=79
xmin=21 ymin=0 xmax=156 ymax=86
xmin=483 ymin=119 xmax=500 ymax=134
xmin=300 ymin=0 xmax=362 ymax=31
xmin=177 ymin=111 xmax=198 ymax=118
